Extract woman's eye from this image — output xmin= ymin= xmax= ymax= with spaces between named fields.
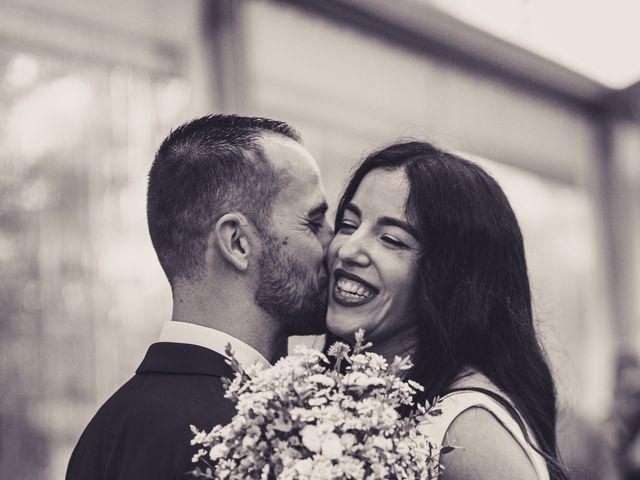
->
xmin=338 ymin=221 xmax=357 ymax=233
xmin=381 ymin=235 xmax=406 ymax=248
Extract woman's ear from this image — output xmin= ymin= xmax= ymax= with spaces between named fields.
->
xmin=212 ymin=213 xmax=253 ymax=272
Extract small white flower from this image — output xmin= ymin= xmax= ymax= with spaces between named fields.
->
xmin=371 ymin=463 xmax=389 ymax=478
xmin=372 ymin=435 xmax=393 ymax=450
xmin=326 ymin=342 xmax=350 ymax=359
xmin=209 ymin=442 xmax=229 ymax=461
xmin=338 ymin=456 xmax=366 ymax=480
xmin=242 ymin=435 xmax=259 ymax=448
xmin=321 ymin=432 xmax=344 ymax=459
xmin=345 ymin=371 xmax=386 ymax=389
xmin=307 ymin=374 xmax=336 ymax=387
xmin=294 ymin=458 xmax=314 ymax=476
xmin=316 ymin=422 xmax=335 ymax=435
xmin=310 ymin=458 xmax=337 ymax=480
xmin=300 ymin=425 xmax=322 ymax=452
xmin=308 ymin=397 xmax=328 ymax=406
xmin=191 ymin=448 xmax=206 ymax=463
xmin=190 ymin=427 xmax=208 ymax=445
xmin=407 ymin=379 xmax=425 ymax=391
xmin=395 ymin=440 xmax=410 ymax=456
xmin=340 ymin=433 xmax=357 ymax=448
xmin=272 ymin=416 xmax=293 ymax=432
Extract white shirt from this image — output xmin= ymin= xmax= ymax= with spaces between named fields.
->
xmin=158 ymin=321 xmax=270 ymax=369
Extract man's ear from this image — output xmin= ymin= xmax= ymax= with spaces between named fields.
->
xmin=212 ymin=213 xmax=253 ymax=272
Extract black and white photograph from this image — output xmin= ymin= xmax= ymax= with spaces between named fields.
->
xmin=0 ymin=1 xmax=639 ymax=479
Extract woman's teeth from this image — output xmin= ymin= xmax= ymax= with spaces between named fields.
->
xmin=336 ymin=278 xmax=374 ymax=298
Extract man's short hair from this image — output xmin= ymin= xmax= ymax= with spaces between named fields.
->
xmin=147 ymin=114 xmax=301 ymax=285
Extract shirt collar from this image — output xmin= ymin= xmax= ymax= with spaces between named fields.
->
xmin=158 ymin=321 xmax=270 ymax=369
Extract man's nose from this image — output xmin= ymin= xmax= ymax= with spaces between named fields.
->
xmin=319 ymin=224 xmax=334 ymax=251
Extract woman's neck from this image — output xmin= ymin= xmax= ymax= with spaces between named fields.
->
xmin=450 ymin=368 xmax=501 ymax=394
xmin=369 ymin=325 xmax=419 ymax=367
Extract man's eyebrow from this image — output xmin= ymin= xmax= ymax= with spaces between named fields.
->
xmin=308 ymin=202 xmax=328 ymax=218
xmin=344 ymin=203 xmax=361 ymax=218
xmin=379 ymin=216 xmax=419 ymax=240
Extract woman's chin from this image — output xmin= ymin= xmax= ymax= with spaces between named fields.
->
xmin=326 ymin=309 xmax=364 ymax=341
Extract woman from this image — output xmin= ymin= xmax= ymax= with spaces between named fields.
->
xmin=325 ymin=141 xmax=566 ymax=480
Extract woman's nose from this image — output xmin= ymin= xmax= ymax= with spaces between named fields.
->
xmin=337 ymin=232 xmax=370 ymax=267
xmin=319 ymin=223 xmax=334 ymax=252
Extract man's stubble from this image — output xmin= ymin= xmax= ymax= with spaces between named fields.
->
xmin=254 ymin=230 xmax=328 ymax=336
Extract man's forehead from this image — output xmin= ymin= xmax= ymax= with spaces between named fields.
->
xmin=277 ymin=189 xmax=328 ymax=222
xmin=260 ymin=133 xmax=320 ymax=177
xmin=259 ymin=137 xmax=326 ymax=216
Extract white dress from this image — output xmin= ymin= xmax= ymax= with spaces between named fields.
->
xmin=419 ymin=377 xmax=550 ymax=480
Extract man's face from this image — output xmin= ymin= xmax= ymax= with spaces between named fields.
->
xmin=254 ymin=135 xmax=331 ymax=335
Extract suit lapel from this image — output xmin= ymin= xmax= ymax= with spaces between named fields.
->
xmin=136 ymin=342 xmax=234 ymax=378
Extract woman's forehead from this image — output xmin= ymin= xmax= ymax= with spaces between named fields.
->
xmin=350 ymin=169 xmax=409 ymax=216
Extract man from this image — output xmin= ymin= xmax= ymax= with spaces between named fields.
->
xmin=66 ymin=115 xmax=331 ymax=479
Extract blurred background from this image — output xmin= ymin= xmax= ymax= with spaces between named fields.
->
xmin=0 ymin=0 xmax=639 ymax=478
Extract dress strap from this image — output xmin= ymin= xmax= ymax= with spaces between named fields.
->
xmin=447 ymin=387 xmax=536 ymax=449
xmin=419 ymin=389 xmax=550 ymax=480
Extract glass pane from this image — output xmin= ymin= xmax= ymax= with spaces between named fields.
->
xmin=0 ymin=49 xmax=189 ymax=480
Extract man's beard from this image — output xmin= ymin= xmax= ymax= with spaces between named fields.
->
xmin=254 ymin=232 xmax=328 ymax=335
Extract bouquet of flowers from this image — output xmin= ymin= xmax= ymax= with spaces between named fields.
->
xmin=190 ymin=330 xmax=444 ymax=479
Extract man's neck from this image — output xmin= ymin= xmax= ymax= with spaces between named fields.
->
xmin=171 ymin=292 xmax=283 ymax=363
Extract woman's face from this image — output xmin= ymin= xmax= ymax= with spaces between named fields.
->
xmin=326 ymin=168 xmax=421 ymax=345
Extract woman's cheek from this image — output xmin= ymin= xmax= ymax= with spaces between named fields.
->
xmin=326 ymin=236 xmax=341 ymax=265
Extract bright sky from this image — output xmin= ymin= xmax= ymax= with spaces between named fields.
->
xmin=428 ymin=0 xmax=640 ymax=89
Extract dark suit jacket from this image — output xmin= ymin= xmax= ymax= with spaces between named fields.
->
xmin=66 ymin=342 xmax=236 ymax=480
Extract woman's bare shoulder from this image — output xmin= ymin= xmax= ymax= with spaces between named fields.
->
xmin=440 ymin=406 xmax=539 ymax=480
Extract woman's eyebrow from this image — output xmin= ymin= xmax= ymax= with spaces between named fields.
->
xmin=344 ymin=203 xmax=361 ymax=217
xmin=378 ymin=216 xmax=419 ymax=239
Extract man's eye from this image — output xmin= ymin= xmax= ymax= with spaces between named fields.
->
xmin=307 ymin=220 xmax=323 ymax=233
xmin=381 ymin=235 xmax=406 ymax=248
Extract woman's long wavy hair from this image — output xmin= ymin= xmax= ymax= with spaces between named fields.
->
xmin=326 ymin=141 xmax=566 ymax=479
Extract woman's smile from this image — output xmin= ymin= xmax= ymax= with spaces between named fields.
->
xmin=331 ymin=268 xmax=379 ymax=306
